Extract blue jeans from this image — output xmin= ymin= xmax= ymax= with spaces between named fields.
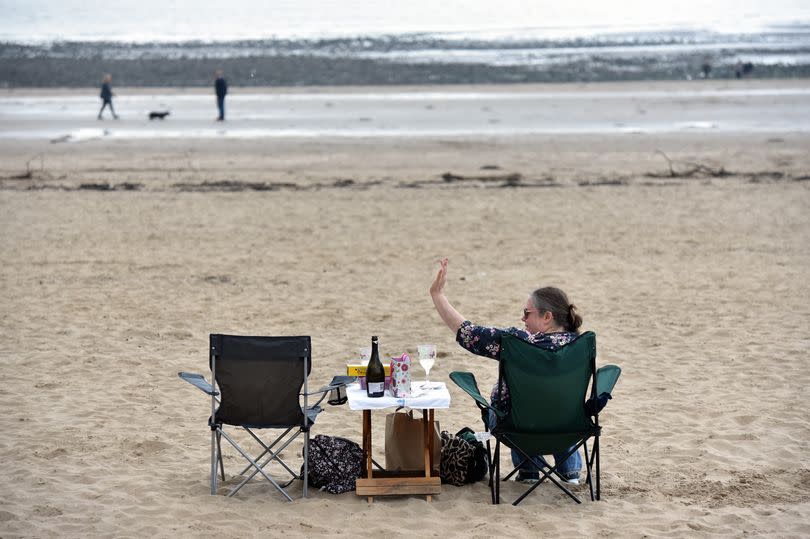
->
xmin=216 ymin=95 xmax=225 ymax=120
xmin=511 ymin=446 xmax=581 ymax=480
xmin=488 ymin=410 xmax=581 ymax=480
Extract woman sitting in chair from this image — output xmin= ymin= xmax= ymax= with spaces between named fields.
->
xmin=429 ymin=257 xmax=583 ymax=485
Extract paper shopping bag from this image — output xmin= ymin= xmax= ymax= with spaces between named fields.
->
xmin=384 ymin=410 xmax=440 ymax=472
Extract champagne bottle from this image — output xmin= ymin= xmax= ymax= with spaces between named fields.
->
xmin=365 ymin=336 xmax=385 ymax=398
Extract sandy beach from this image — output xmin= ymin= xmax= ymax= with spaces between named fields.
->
xmin=1 ymin=80 xmax=809 ymax=537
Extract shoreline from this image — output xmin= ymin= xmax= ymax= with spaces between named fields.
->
xmin=2 ymin=80 xmax=809 ymax=148
xmin=3 ymin=78 xmax=810 ymax=94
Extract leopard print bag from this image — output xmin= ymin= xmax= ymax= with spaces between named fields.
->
xmin=439 ymin=430 xmax=477 ymax=486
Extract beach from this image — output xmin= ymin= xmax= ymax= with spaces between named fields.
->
xmin=1 ymin=80 xmax=809 ymax=537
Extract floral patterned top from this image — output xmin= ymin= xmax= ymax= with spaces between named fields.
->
xmin=455 ymin=320 xmax=579 ymax=412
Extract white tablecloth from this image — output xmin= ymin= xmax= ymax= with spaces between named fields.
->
xmin=346 ymin=382 xmax=451 ymax=410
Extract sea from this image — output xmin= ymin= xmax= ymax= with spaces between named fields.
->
xmin=2 ymin=0 xmax=810 ymax=86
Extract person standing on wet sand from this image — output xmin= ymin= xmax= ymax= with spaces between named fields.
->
xmin=700 ymin=56 xmax=712 ymax=79
xmin=214 ymin=70 xmax=228 ymax=121
xmin=97 ymin=74 xmax=118 ymax=120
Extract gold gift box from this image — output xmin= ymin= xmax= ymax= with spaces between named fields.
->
xmin=347 ymin=364 xmax=392 ymax=377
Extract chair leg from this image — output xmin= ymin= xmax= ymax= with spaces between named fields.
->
xmin=583 ymin=440 xmax=594 ymax=502
xmin=512 ymin=475 xmax=546 ymax=506
xmin=216 ymin=431 xmax=225 ymax=481
xmin=486 ymin=439 xmax=496 ymax=505
xmin=510 ymin=441 xmax=584 ymax=505
xmin=303 ymin=430 xmax=309 ymax=498
xmin=210 ymin=428 xmax=219 ymax=495
xmin=595 ymin=435 xmax=601 ymax=501
xmin=512 ymin=445 xmax=584 ymax=506
xmin=503 ymin=448 xmax=533 ymax=483
xmin=494 ymin=441 xmax=501 ymax=505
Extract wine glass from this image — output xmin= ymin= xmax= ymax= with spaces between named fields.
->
xmin=359 ymin=347 xmax=371 ymax=366
xmin=417 ymin=344 xmax=437 ymax=389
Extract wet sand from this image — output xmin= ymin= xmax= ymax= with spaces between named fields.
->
xmin=2 ymin=80 xmax=810 ymax=142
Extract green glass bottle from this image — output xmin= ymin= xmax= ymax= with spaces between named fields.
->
xmin=365 ymin=336 xmax=385 ymax=398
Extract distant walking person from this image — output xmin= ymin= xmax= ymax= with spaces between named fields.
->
xmin=700 ymin=57 xmax=712 ymax=79
xmin=735 ymin=60 xmax=754 ymax=79
xmin=214 ymin=70 xmax=228 ymax=121
xmin=98 ymin=74 xmax=118 ymax=120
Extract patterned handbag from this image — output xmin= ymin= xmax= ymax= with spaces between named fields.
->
xmin=303 ymin=434 xmax=363 ymax=494
xmin=439 ymin=428 xmax=488 ymax=486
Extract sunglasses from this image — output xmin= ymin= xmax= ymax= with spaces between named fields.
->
xmin=522 ymin=308 xmax=540 ymax=318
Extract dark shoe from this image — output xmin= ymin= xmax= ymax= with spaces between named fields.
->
xmin=516 ymin=472 xmax=539 ymax=484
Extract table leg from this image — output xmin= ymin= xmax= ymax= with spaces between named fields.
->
xmin=363 ymin=410 xmax=372 ymax=478
xmin=422 ymin=409 xmax=431 ymax=478
xmin=423 ymin=409 xmax=434 ymax=502
xmin=363 ymin=410 xmax=373 ymax=503
xmin=427 ymin=408 xmax=436 ymax=477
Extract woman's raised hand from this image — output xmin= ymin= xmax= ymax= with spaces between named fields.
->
xmin=429 ymin=257 xmax=449 ymax=297
xmin=429 ymin=257 xmax=464 ymax=332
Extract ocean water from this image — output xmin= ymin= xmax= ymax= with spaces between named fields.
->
xmin=1 ymin=0 xmax=810 ymax=86
xmin=2 ymin=0 xmax=810 ymax=42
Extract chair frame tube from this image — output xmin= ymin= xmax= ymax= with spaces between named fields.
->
xmin=210 ymin=341 xmax=219 ymax=495
xmin=218 ymin=429 xmax=294 ymax=501
xmin=234 ymin=427 xmax=301 ymax=490
xmin=302 ymin=345 xmax=309 ymax=498
xmin=236 ymin=426 xmax=296 ymax=477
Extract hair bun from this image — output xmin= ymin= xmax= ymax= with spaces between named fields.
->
xmin=567 ymin=303 xmax=583 ymax=331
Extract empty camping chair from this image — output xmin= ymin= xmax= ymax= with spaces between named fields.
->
xmin=450 ymin=332 xmax=620 ymax=505
xmin=179 ymin=334 xmax=353 ymax=500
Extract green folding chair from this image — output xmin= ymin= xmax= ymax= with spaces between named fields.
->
xmin=450 ymin=331 xmax=620 ymax=505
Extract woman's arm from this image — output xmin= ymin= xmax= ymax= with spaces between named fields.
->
xmin=429 ymin=258 xmax=465 ymax=333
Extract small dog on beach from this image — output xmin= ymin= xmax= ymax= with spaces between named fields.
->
xmin=148 ymin=111 xmax=171 ymax=120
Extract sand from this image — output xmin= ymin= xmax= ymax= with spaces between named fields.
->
xmin=1 ymin=81 xmax=809 ymax=537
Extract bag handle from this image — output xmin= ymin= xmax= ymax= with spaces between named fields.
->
xmin=393 ymin=407 xmax=415 ymax=418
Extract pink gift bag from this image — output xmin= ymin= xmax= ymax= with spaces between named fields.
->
xmin=389 ymin=353 xmax=412 ymax=398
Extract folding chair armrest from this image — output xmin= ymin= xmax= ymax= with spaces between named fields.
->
xmin=303 ymin=375 xmax=357 ymax=396
xmin=596 ymin=364 xmax=621 ymax=397
xmin=449 ymin=371 xmax=505 ymax=418
xmin=304 ymin=375 xmax=357 ymax=407
xmin=178 ymin=371 xmax=219 ymax=396
xmin=584 ymin=364 xmax=621 ymax=416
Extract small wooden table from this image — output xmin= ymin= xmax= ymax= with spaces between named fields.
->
xmin=346 ymin=382 xmax=451 ymax=502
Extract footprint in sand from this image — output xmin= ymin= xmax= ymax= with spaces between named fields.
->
xmin=131 ymin=440 xmax=171 ymax=457
xmin=732 ymin=414 xmax=757 ymax=425
xmin=32 ymin=505 xmax=63 ymax=517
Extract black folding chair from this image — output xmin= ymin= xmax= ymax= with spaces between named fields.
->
xmin=179 ymin=334 xmax=353 ymax=500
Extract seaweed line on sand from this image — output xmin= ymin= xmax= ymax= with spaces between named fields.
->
xmin=1 ymin=168 xmax=807 ymax=193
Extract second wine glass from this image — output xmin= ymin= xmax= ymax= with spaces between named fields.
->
xmin=417 ymin=344 xmax=438 ymax=389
